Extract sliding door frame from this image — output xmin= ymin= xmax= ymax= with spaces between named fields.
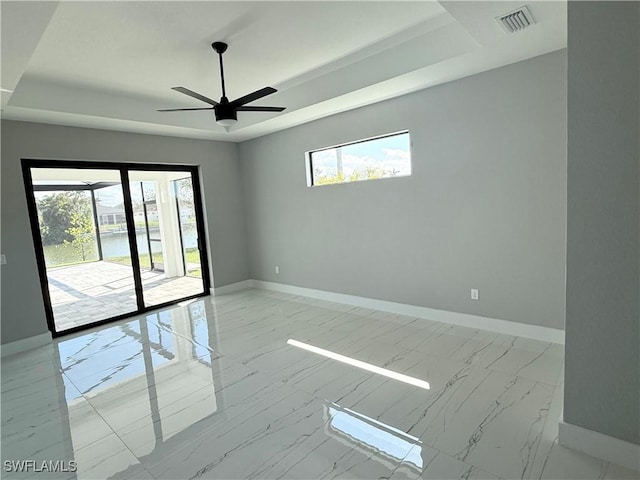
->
xmin=21 ymin=158 xmax=211 ymax=338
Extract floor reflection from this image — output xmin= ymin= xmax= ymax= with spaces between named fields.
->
xmin=324 ymin=402 xmax=424 ymax=471
xmin=6 ymin=299 xmax=224 ymax=479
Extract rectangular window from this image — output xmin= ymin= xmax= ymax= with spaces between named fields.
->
xmin=307 ymin=131 xmax=411 ymax=186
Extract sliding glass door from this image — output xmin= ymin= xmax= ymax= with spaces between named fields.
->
xmin=23 ymin=160 xmax=210 ymax=336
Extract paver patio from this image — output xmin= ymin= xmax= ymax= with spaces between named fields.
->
xmin=47 ymin=261 xmax=205 ymax=331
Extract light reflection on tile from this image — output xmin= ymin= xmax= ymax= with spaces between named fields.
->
xmin=324 ymin=403 xmax=422 ymax=469
xmin=2 ymin=289 xmax=637 ymax=479
xmin=287 ymin=338 xmax=431 ymax=390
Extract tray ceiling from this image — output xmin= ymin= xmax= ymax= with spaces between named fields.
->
xmin=1 ymin=1 xmax=566 ymax=142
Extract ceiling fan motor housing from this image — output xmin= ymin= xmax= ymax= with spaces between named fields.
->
xmin=214 ymin=103 xmax=237 ymax=123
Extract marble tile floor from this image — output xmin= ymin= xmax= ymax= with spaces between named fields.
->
xmin=1 ymin=288 xmax=638 ymax=479
xmin=47 ymin=261 xmax=204 ymax=331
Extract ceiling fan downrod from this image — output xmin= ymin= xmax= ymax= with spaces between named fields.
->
xmin=212 ymin=42 xmax=228 ymax=101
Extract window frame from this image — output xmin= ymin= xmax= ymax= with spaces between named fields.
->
xmin=306 ymin=130 xmax=411 ymax=187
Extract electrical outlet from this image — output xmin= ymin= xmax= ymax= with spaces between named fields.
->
xmin=471 ymin=288 xmax=479 ymax=300
xmin=0 ymin=254 xmax=5 ymax=265
xmin=275 ymin=266 xmax=280 ymax=274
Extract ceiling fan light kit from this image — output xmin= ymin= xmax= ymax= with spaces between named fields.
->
xmin=158 ymin=41 xmax=286 ymax=129
xmin=216 ymin=117 xmax=237 ymax=127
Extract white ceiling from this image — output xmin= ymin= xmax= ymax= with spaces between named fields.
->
xmin=1 ymin=1 xmax=566 ymax=143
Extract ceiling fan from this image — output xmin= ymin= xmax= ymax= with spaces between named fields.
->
xmin=158 ymin=42 xmax=285 ymax=127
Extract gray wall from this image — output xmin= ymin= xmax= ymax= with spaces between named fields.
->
xmin=1 ymin=121 xmax=248 ymax=345
xmin=239 ymin=50 xmax=567 ymax=329
xmin=564 ymin=2 xmax=639 ymax=444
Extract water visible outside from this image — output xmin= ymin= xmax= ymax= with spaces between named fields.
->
xmin=43 ymin=224 xmax=199 ymax=271
xmin=101 ymin=224 xmax=198 ymax=258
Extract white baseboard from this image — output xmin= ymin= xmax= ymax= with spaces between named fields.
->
xmin=211 ymin=279 xmax=253 ymax=296
xmin=251 ymin=280 xmax=565 ymax=344
xmin=1 ymin=332 xmax=52 ymax=358
xmin=559 ymin=421 xmax=640 ymax=472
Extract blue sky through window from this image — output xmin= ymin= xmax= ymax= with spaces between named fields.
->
xmin=310 ymin=132 xmax=411 ymax=185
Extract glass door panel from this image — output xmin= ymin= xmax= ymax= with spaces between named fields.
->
xmin=128 ymin=170 xmax=206 ymax=308
xmin=30 ymin=168 xmax=138 ymax=332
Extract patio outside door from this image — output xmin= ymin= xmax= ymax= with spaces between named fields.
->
xmin=23 ymin=160 xmax=210 ymax=336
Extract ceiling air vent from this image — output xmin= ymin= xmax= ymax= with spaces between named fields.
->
xmin=496 ymin=6 xmax=536 ymax=33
